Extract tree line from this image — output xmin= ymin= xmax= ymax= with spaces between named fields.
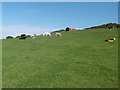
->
xmin=85 ymin=23 xmax=120 ymax=29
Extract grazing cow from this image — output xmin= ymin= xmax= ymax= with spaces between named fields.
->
xmin=56 ymin=32 xmax=62 ymax=37
xmin=44 ymin=32 xmax=51 ymax=36
xmin=32 ymin=34 xmax=36 ymax=39
xmin=105 ymin=38 xmax=116 ymax=42
xmin=19 ymin=34 xmax=26 ymax=40
xmin=66 ymin=27 xmax=70 ymax=31
xmin=32 ymin=36 xmax=36 ymax=39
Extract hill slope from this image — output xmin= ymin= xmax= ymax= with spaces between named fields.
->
xmin=2 ymin=28 xmax=118 ymax=88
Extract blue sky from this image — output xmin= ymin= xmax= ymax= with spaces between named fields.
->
xmin=2 ymin=2 xmax=118 ymax=38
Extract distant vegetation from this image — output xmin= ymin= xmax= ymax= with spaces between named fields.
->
xmin=52 ymin=29 xmax=65 ymax=33
xmin=85 ymin=23 xmax=120 ymax=30
xmin=6 ymin=36 xmax=14 ymax=39
xmin=15 ymin=36 xmax=20 ymax=38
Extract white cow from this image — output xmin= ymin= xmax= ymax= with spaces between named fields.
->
xmin=32 ymin=36 xmax=36 ymax=39
xmin=44 ymin=32 xmax=51 ymax=36
xmin=105 ymin=38 xmax=116 ymax=43
xmin=55 ymin=32 xmax=62 ymax=37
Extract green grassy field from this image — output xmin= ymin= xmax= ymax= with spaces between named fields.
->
xmin=2 ymin=29 xmax=118 ymax=88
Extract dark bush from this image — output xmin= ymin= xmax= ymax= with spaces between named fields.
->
xmin=6 ymin=36 xmax=13 ymax=39
xmin=16 ymin=36 xmax=20 ymax=38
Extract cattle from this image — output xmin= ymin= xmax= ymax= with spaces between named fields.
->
xmin=65 ymin=27 xmax=70 ymax=31
xmin=44 ymin=32 xmax=51 ymax=36
xmin=32 ymin=36 xmax=36 ymax=39
xmin=105 ymin=38 xmax=116 ymax=42
xmin=55 ymin=32 xmax=62 ymax=37
xmin=19 ymin=34 xmax=26 ymax=40
xmin=32 ymin=34 xmax=36 ymax=39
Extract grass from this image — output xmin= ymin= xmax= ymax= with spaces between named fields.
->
xmin=2 ymin=28 xmax=118 ymax=88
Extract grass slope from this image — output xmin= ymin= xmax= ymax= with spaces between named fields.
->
xmin=2 ymin=29 xmax=118 ymax=88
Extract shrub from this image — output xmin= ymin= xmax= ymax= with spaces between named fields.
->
xmin=6 ymin=36 xmax=13 ymax=39
xmin=16 ymin=36 xmax=20 ymax=38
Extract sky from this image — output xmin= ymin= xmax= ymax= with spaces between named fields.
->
xmin=2 ymin=0 xmax=120 ymax=2
xmin=2 ymin=2 xmax=118 ymax=38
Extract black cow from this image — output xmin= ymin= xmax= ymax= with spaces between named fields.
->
xmin=19 ymin=34 xmax=26 ymax=40
xmin=66 ymin=27 xmax=70 ymax=31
